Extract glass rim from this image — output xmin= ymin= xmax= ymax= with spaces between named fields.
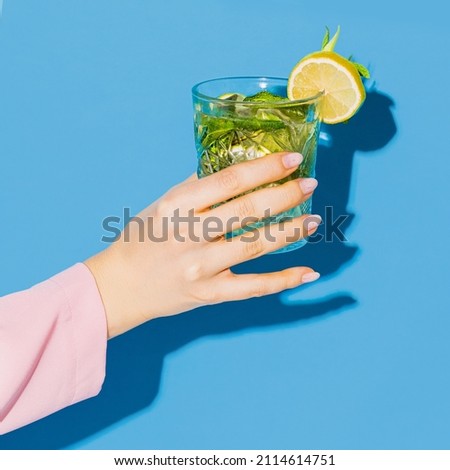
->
xmin=192 ymin=76 xmax=324 ymax=107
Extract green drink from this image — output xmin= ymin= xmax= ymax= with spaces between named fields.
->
xmin=192 ymin=77 xmax=322 ymax=253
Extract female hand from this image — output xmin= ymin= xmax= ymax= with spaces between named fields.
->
xmin=85 ymin=151 xmax=321 ymax=338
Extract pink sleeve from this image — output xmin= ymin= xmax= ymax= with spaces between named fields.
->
xmin=0 ymin=263 xmax=107 ymax=435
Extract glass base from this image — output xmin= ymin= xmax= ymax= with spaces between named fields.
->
xmin=268 ymin=237 xmax=307 ymax=254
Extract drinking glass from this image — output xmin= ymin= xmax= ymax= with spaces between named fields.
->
xmin=192 ymin=77 xmax=322 ymax=253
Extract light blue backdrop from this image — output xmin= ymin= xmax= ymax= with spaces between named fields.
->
xmin=0 ymin=0 xmax=449 ymax=450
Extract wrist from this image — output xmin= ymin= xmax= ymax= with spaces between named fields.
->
xmin=84 ymin=248 xmax=133 ymax=339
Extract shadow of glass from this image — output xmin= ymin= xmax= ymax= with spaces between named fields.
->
xmin=240 ymin=88 xmax=397 ymax=280
xmin=0 ymin=89 xmax=397 ymax=450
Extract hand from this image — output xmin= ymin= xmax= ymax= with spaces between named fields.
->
xmin=85 ymin=152 xmax=321 ymax=338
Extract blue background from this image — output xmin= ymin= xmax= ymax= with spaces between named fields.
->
xmin=0 ymin=0 xmax=449 ymax=450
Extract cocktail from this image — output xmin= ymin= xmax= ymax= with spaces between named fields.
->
xmin=193 ymin=77 xmax=322 ymax=252
xmin=192 ymin=27 xmax=369 ymax=253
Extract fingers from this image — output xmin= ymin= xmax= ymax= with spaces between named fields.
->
xmin=215 ymin=267 xmax=320 ymax=302
xmin=204 ymin=177 xmax=318 ymax=234
xmin=175 ymin=152 xmax=303 ymax=211
xmin=209 ymin=214 xmax=322 ymax=273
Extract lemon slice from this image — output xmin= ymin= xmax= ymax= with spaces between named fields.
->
xmin=287 ymin=51 xmax=366 ymax=124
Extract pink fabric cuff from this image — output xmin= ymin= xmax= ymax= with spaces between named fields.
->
xmin=49 ymin=263 xmax=107 ymax=405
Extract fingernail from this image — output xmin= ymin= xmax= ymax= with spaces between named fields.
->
xmin=306 ymin=215 xmax=322 ymax=232
xmin=299 ymin=178 xmax=318 ymax=194
xmin=282 ymin=152 xmax=303 ymax=169
xmin=302 ymin=272 xmax=321 ymax=283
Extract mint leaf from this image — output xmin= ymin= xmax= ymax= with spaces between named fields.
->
xmin=243 ymin=91 xmax=288 ymax=103
xmin=352 ymin=62 xmax=371 ymax=79
xmin=322 ymin=25 xmax=340 ymax=52
xmin=321 ymin=26 xmax=330 ymax=50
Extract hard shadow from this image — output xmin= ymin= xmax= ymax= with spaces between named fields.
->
xmin=0 ymin=89 xmax=397 ymax=449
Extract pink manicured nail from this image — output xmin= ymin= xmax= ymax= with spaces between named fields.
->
xmin=282 ymin=152 xmax=303 ymax=169
xmin=305 ymin=214 xmax=322 ymax=232
xmin=302 ymin=272 xmax=320 ymax=283
xmin=299 ymin=178 xmax=318 ymax=194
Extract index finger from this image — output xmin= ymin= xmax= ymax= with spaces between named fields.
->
xmin=179 ymin=152 xmax=303 ymax=211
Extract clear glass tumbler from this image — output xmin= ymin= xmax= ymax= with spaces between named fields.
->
xmin=192 ymin=76 xmax=322 ymax=253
